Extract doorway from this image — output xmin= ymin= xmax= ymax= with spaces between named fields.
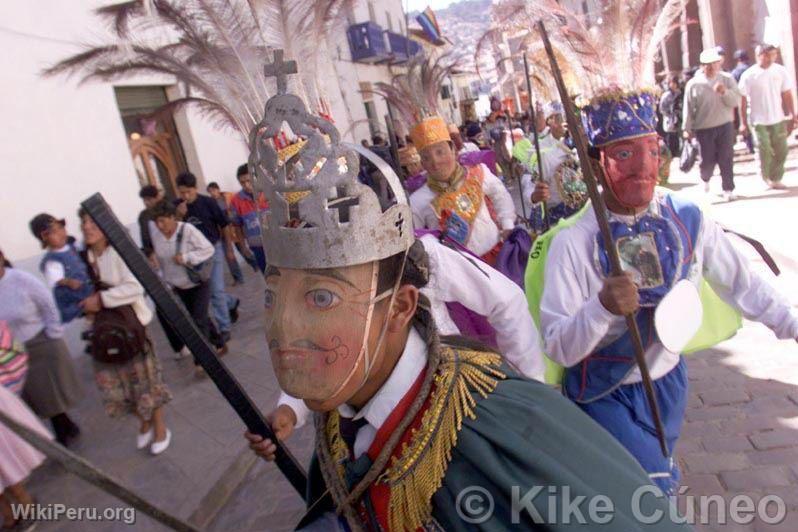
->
xmin=114 ymin=86 xmax=188 ymax=200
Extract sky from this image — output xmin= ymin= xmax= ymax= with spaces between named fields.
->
xmin=404 ymin=0 xmax=460 ymax=13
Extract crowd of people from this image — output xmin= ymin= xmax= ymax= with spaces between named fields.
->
xmin=0 ymin=159 xmax=271 ymax=530
xmin=661 ymin=44 xmax=796 ymax=201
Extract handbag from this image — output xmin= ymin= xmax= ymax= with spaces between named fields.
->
xmin=176 ymin=223 xmax=213 ymax=285
xmin=679 ymin=138 xmax=700 ymax=173
xmin=0 ymin=320 xmax=28 ymax=394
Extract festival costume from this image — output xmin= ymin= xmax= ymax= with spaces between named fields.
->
xmin=252 ymin=52 xmax=688 ymax=531
xmin=514 ymin=114 xmax=587 ymax=234
xmin=409 ymin=163 xmax=515 ymax=262
xmin=529 ymin=0 xmax=798 ymax=496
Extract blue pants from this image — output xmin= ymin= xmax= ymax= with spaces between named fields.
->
xmin=577 ymin=358 xmax=688 ymax=495
xmin=250 ymin=245 xmax=266 ymax=274
xmin=211 ymin=242 xmax=238 ymax=333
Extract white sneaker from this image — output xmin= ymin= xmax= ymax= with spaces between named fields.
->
xmin=150 ymin=429 xmax=171 ymax=455
xmin=175 ymin=346 xmax=191 ymax=360
xmin=770 ymin=181 xmax=787 ymax=190
xmin=136 ymin=428 xmax=154 ymax=450
xmin=703 ymin=182 xmax=710 ymax=193
xmin=723 ymin=191 xmax=737 ymax=202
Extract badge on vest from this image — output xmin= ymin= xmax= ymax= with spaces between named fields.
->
xmin=616 ymin=233 xmax=665 ymax=289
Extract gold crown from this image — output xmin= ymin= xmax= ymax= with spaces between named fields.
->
xmin=409 ymin=116 xmax=451 ymax=152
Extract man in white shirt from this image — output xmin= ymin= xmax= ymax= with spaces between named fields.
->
xmin=739 ymin=44 xmax=797 ymax=189
xmin=540 ymin=87 xmax=798 ymax=496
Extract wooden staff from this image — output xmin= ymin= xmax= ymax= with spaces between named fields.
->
xmin=0 ymin=410 xmax=199 ymax=532
xmin=536 ymin=20 xmax=669 ymax=457
xmin=522 ymin=52 xmax=545 ymax=226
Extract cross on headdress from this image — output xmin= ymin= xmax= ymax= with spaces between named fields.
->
xmin=264 ymin=49 xmax=298 ymax=95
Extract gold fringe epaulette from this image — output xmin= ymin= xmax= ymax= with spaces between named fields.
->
xmin=386 ymin=347 xmax=504 ymax=531
xmin=324 ymin=346 xmax=505 ymax=531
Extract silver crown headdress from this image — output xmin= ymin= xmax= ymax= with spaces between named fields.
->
xmin=249 ymin=51 xmax=413 ymax=270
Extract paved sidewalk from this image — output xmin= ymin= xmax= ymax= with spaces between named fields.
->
xmin=25 ymin=266 xmax=299 ymax=532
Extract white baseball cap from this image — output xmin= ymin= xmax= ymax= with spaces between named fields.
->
xmin=699 ymin=48 xmax=723 ymax=64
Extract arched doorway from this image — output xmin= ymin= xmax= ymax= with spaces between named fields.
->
xmin=114 ymin=86 xmax=188 ymax=200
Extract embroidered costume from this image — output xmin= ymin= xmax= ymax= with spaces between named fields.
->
xmin=410 ymin=162 xmax=515 ymax=262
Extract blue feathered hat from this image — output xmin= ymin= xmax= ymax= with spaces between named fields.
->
xmin=580 ymin=89 xmax=658 ymax=148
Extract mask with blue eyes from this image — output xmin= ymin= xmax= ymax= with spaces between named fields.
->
xmin=599 ymin=134 xmax=661 ymax=209
xmin=263 ymin=257 xmax=406 ymax=410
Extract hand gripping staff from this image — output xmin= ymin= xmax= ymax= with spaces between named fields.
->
xmin=535 ymin=21 xmax=669 ymax=458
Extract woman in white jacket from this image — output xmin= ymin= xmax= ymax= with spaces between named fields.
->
xmin=78 ymin=209 xmax=173 ymax=455
xmin=147 ymin=200 xmax=226 ymax=375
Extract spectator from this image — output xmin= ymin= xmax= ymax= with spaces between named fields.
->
xmin=175 ymin=172 xmax=240 ymax=344
xmin=683 ymin=48 xmax=742 ymax=201
xmin=731 ymin=49 xmax=751 ymax=82
xmin=206 ymin=182 xmax=247 ymax=284
xmin=137 ymin=185 xmax=162 ymax=257
xmin=29 ymin=213 xmax=93 ymax=324
xmin=78 ymin=210 xmax=173 ymax=454
xmin=659 ymin=74 xmax=683 ymax=157
xmin=148 ymin=201 xmax=225 ymax=376
xmin=229 ymin=164 xmax=268 ymax=273
xmin=731 ymin=50 xmax=755 ymax=154
xmin=0 ymin=248 xmax=83 ymax=446
xmin=739 ymin=44 xmax=796 ymax=190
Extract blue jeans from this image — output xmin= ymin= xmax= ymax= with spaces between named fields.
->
xmin=211 ymin=242 xmax=237 ymax=333
xmin=250 ymin=245 xmax=266 ymax=273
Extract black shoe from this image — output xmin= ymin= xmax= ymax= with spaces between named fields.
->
xmin=230 ymin=298 xmax=241 ymax=324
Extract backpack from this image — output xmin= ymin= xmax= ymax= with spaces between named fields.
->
xmin=82 ymin=251 xmax=148 ymax=364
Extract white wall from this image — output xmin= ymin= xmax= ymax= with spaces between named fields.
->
xmin=0 ymin=0 xmax=247 ymax=266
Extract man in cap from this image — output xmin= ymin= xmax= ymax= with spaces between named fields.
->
xmin=683 ymin=47 xmax=742 ymax=201
xmin=514 ymin=101 xmax=587 ymax=234
xmin=739 ymin=44 xmax=797 ymax=190
xmin=30 ymin=213 xmax=93 ymax=323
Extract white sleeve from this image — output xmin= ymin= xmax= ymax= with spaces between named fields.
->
xmin=539 ymin=234 xmax=621 ymax=367
xmin=43 ymin=260 xmax=66 ymax=289
xmin=98 ymin=252 xmax=145 ymax=309
xmin=781 ymin=66 xmax=793 ymax=93
xmin=701 ymin=219 xmax=798 ymax=340
xmin=277 ymin=391 xmax=311 ymax=429
xmin=182 ymin=225 xmax=215 ymax=266
xmin=409 ymin=190 xmax=431 ymax=230
xmin=737 ymin=72 xmax=749 ymax=96
xmin=520 ymin=174 xmax=535 ymax=214
xmin=422 ymin=236 xmax=545 ymax=380
xmin=481 ymin=165 xmax=516 ymax=230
